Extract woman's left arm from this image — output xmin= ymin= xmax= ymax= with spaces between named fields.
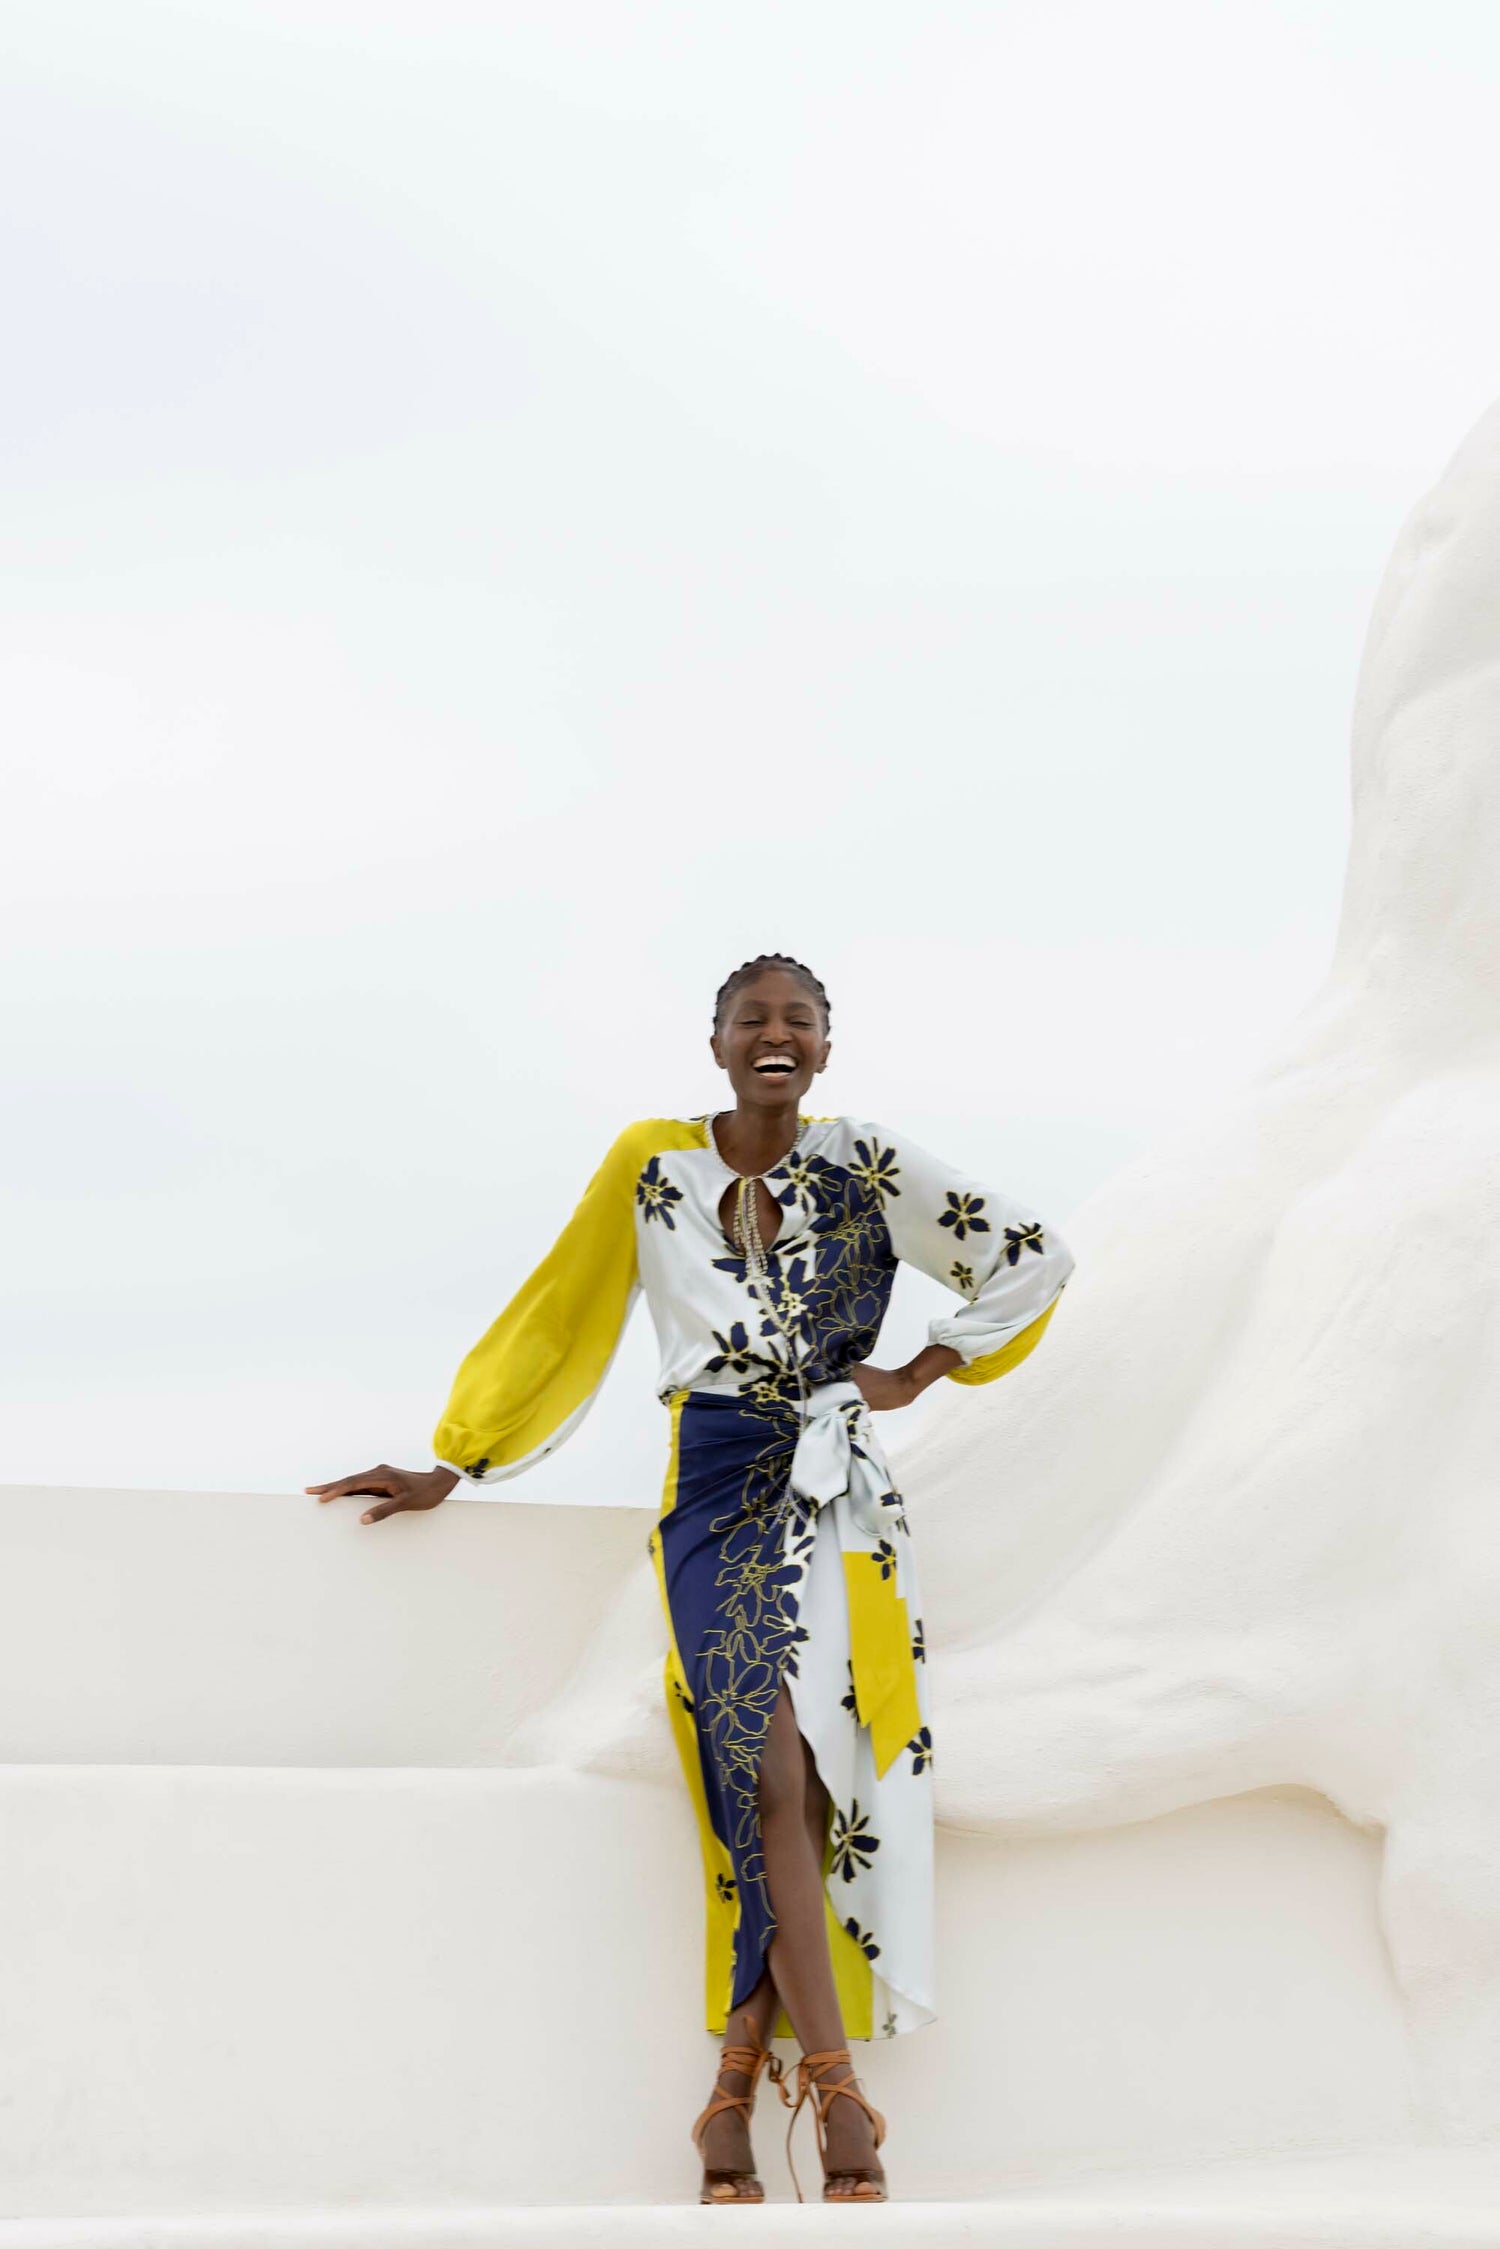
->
xmin=853 ymin=1126 xmax=1076 ymax=1407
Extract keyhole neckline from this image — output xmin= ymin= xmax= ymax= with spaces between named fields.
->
xmin=703 ymin=1108 xmax=806 ymax=1181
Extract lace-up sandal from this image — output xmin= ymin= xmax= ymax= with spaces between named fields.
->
xmin=690 ymin=2024 xmax=784 ymax=2203
xmin=776 ymin=2045 xmax=888 ymax=2203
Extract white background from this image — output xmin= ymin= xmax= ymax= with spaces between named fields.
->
xmin=6 ymin=0 xmax=1499 ymax=1500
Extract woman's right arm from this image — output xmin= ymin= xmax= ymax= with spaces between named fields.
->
xmin=307 ymin=1119 xmax=670 ymax=1525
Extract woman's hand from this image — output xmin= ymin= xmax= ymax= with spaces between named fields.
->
xmin=848 ymin=1343 xmax=964 ymax=1411
xmin=848 ymin=1363 xmax=918 ymax=1411
xmin=305 ymin=1463 xmax=459 ymax=1524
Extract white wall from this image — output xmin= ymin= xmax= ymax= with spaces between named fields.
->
xmin=0 ymin=1484 xmax=1414 ymax=2217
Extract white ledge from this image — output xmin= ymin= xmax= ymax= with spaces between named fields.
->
xmin=10 ymin=2151 xmax=1500 ymax=2246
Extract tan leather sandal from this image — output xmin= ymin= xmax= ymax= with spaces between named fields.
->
xmin=689 ymin=2021 xmax=785 ymax=2204
xmin=775 ymin=2044 xmax=888 ymax=2203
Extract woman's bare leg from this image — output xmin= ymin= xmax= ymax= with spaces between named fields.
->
xmin=696 ymin=1745 xmax=829 ymax=2182
xmin=757 ymin=1679 xmax=883 ymax=2187
xmin=695 ymin=1683 xmax=881 ymax=2189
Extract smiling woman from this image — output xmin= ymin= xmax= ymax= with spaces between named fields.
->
xmin=307 ymin=952 xmax=1076 ymax=2205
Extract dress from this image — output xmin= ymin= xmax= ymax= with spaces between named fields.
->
xmin=431 ymin=1111 xmax=1075 ymax=2040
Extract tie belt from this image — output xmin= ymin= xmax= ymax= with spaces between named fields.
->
xmin=784 ymin=1380 xmax=923 ymax=1778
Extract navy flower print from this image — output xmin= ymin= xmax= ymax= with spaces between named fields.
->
xmin=636 ymin=1154 xmax=684 ymax=1227
xmin=848 ymin=1137 xmax=901 ymax=1205
xmin=938 ymin=1190 xmax=989 ymax=1242
xmin=830 ymin=1801 xmax=881 ymax=1882
xmin=1003 ymin=1220 xmax=1047 ymax=1264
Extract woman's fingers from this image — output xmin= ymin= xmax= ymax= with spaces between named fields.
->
xmin=304 ymin=1467 xmax=406 ymax=1506
xmin=305 ymin=1464 xmax=450 ymax=1523
xmin=358 ymin=1491 xmax=413 ymax=1523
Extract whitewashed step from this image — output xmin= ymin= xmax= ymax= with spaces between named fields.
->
xmin=8 ymin=2151 xmax=1500 ymax=2247
xmin=0 ymin=1766 xmax=1412 ymax=2217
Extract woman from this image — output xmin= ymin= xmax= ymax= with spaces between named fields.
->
xmin=308 ymin=954 xmax=1075 ymax=2204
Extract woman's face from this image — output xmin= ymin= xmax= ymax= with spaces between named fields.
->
xmin=710 ymin=968 xmax=830 ymax=1108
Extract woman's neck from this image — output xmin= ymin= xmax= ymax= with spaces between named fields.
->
xmin=714 ymin=1102 xmax=800 ymax=1177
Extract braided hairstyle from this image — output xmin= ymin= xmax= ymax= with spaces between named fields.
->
xmin=713 ymin=953 xmax=831 ymax=1032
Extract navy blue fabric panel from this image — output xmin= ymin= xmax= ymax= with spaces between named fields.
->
xmin=706 ymin=1149 xmax=900 ymax=1390
xmin=656 ymin=1389 xmax=818 ymax=2013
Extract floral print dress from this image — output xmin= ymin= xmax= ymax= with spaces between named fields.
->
xmin=432 ymin=1111 xmax=1075 ymax=2039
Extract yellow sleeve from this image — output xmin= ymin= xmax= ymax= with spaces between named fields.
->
xmin=432 ymin=1118 xmax=699 ymax=1485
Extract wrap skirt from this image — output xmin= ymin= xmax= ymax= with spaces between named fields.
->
xmin=646 ymin=1378 xmax=936 ymax=2040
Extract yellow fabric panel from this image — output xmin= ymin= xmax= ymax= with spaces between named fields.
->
xmin=650 ymin=1389 xmax=741 ymax=2033
xmin=842 ymin=1550 xmax=922 ymax=1780
xmin=432 ymin=1116 xmax=707 ymax=1473
xmin=944 ymin=1291 xmax=1062 ymax=1387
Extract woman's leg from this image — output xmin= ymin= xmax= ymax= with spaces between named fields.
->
xmin=692 ymin=1715 xmax=812 ymax=2183
xmin=755 ymin=1678 xmax=883 ymax=2185
xmin=696 ymin=1680 xmax=881 ymax=2186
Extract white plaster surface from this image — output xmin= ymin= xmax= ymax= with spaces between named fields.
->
xmin=10 ymin=2157 xmax=1500 ymax=2249
xmin=0 ymin=1484 xmax=647 ymax=1765
xmin=0 ymin=1763 xmax=1411 ymax=2216
xmin=511 ymin=395 xmax=1500 ymax=2146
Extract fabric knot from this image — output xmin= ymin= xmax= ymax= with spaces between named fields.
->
xmin=787 ymin=1380 xmax=891 ymax=1539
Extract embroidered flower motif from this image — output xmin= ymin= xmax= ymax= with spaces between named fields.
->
xmin=830 ymin=1801 xmax=881 ymax=1882
xmin=881 ymin=2008 xmax=899 ymax=2038
xmin=749 ymin=1364 xmax=802 ymax=1413
xmin=938 ymin=1190 xmax=989 ymax=1242
xmin=911 ymin=1618 xmax=926 ymax=1665
xmin=843 ymin=1916 xmax=881 ymax=1960
xmin=1003 ymin=1220 xmax=1046 ymax=1265
xmin=635 ymin=1154 xmax=683 ymax=1228
xmin=849 ymin=1137 xmax=901 ymax=1205
xmin=671 ymin=1675 xmax=695 ymax=1714
xmin=764 ymin=1255 xmax=814 ymax=1336
xmin=704 ymin=1321 xmax=760 ymax=1377
xmin=907 ymin=1725 xmax=933 ymax=1775
xmin=776 ymin=1149 xmax=834 ymax=1209
xmin=716 ymin=1871 xmax=737 ymax=1904
xmin=950 ymin=1260 xmax=976 ymax=1294
xmin=840 ymin=1659 xmax=859 ymax=1715
xmin=871 ymin=1538 xmax=898 ymax=1582
xmin=699 ymin=1660 xmax=781 ymax=1754
xmin=465 ymin=1457 xmax=491 ymax=1479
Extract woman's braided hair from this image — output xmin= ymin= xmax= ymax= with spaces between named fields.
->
xmin=713 ymin=953 xmax=831 ymax=1032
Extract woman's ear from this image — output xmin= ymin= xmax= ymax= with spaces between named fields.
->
xmin=709 ymin=1030 xmax=726 ymax=1070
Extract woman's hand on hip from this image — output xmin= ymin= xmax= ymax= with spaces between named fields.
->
xmin=849 ymin=1344 xmax=963 ymax=1410
xmin=305 ymin=1463 xmax=459 ymax=1523
xmin=848 ymin=1363 xmax=919 ymax=1410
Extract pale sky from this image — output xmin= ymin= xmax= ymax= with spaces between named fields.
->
xmin=6 ymin=0 xmax=1500 ymax=1501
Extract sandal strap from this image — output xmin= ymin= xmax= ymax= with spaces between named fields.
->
xmin=776 ymin=2046 xmax=887 ymax=2204
xmin=689 ymin=2031 xmax=784 ymax=2158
